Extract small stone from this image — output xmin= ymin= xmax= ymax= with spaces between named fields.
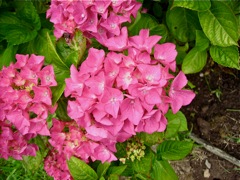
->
xmin=204 ymin=169 xmax=210 ymax=178
xmin=205 ymin=159 xmax=211 ymax=169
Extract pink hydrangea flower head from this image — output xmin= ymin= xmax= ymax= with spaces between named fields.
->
xmin=47 ymin=0 xmax=142 ymax=50
xmin=0 ymin=54 xmax=57 ymax=160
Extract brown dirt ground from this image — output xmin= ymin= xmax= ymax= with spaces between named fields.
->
xmin=179 ymin=63 xmax=240 ymax=180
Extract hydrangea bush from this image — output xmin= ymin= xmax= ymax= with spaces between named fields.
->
xmin=0 ymin=0 xmax=197 ymax=179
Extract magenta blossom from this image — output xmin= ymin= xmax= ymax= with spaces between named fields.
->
xmin=0 ymin=54 xmax=57 ymax=160
xmin=47 ymin=0 xmax=141 ymax=45
xmin=64 ymin=29 xmax=195 ymax=170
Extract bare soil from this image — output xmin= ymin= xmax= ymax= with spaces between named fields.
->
xmin=179 ymin=63 xmax=240 ymax=180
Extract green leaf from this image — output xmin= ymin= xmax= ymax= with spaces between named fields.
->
xmin=195 ymin=30 xmax=209 ymax=51
xmin=22 ymin=151 xmax=43 ymax=172
xmin=210 ymin=45 xmax=240 ymax=69
xmin=56 ymin=30 xmax=87 ymax=67
xmin=165 ymin=110 xmax=188 ymax=137
xmin=157 ymin=140 xmax=193 ymax=160
xmin=182 ymin=47 xmax=207 ymax=74
xmin=0 ymin=11 xmax=20 ymax=24
xmin=0 ymin=24 xmax=37 ymax=46
xmin=198 ymin=1 xmax=238 ymax=47
xmin=55 ymin=96 xmax=72 ymax=121
xmin=137 ymin=132 xmax=164 ymax=146
xmin=224 ymin=1 xmax=240 ymax=14
xmin=97 ymin=162 xmax=111 ymax=178
xmin=67 ymin=156 xmax=98 ymax=180
xmin=128 ymin=12 xmax=168 ymax=42
xmin=151 ymin=160 xmax=178 ymax=180
xmin=165 ymin=110 xmax=181 ymax=138
xmin=51 ymin=74 xmax=68 ymax=105
xmin=15 ymin=1 xmax=41 ymax=31
xmin=172 ymin=0 xmax=211 ymax=11
xmin=166 ymin=7 xmax=201 ymax=42
xmin=31 ymin=0 xmax=50 ymax=14
xmin=132 ymin=148 xmax=155 ymax=176
xmin=0 ymin=45 xmax=18 ymax=69
xmin=33 ymin=29 xmax=70 ymax=104
xmin=108 ymin=174 xmax=119 ymax=180
xmin=107 ymin=165 xmax=127 ymax=176
xmin=34 ymin=29 xmax=69 ymax=70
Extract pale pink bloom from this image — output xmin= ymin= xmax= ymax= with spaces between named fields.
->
xmin=169 ymin=71 xmax=196 ymax=113
xmin=73 ymin=2 xmax=88 ymax=25
xmin=26 ymin=54 xmax=45 ymax=72
xmin=14 ymin=54 xmax=29 ymax=69
xmin=116 ymin=67 xmax=137 ymax=90
xmin=85 ymin=71 xmax=106 ymax=96
xmin=28 ymin=118 xmax=50 ymax=136
xmin=104 ymin=58 xmax=119 ymax=85
xmin=20 ymin=67 xmax=38 ymax=85
xmin=67 ymin=100 xmax=85 ymax=119
xmin=79 ymin=48 xmax=105 ymax=76
xmin=120 ymin=96 xmax=144 ymax=125
xmin=65 ymin=65 xmax=89 ymax=97
xmin=137 ymin=64 xmax=162 ymax=85
xmin=93 ymin=145 xmax=117 ymax=163
xmin=38 ymin=65 xmax=57 ymax=86
xmin=128 ymin=29 xmax=161 ymax=53
xmin=91 ymin=0 xmax=111 ymax=17
xmin=86 ymin=125 xmax=109 ymax=141
xmin=100 ymin=12 xmax=128 ymax=36
xmin=154 ymin=43 xmax=178 ymax=72
xmin=101 ymin=87 xmax=123 ymax=118
xmin=102 ymin=27 xmax=129 ymax=51
xmin=135 ymin=110 xmax=167 ymax=134
xmin=6 ymin=110 xmax=30 ymax=135
xmin=33 ymin=86 xmax=52 ymax=105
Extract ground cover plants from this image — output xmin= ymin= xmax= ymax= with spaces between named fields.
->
xmin=0 ymin=0 xmax=239 ymax=180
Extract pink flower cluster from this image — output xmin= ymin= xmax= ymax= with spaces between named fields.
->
xmin=0 ymin=54 xmax=57 ymax=160
xmin=46 ymin=0 xmax=141 ymax=44
xmin=63 ymin=29 xmax=195 ymax=162
xmin=44 ymin=119 xmax=116 ymax=180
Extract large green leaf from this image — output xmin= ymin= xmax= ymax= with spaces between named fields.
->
xmin=34 ymin=29 xmax=69 ymax=70
xmin=224 ymin=1 xmax=240 ymax=14
xmin=198 ymin=1 xmax=238 ymax=47
xmin=172 ymin=0 xmax=211 ymax=11
xmin=15 ymin=1 xmax=41 ymax=30
xmin=137 ymin=132 xmax=164 ymax=146
xmin=151 ymin=160 xmax=178 ymax=180
xmin=210 ymin=45 xmax=240 ymax=69
xmin=33 ymin=29 xmax=70 ymax=104
xmin=182 ymin=47 xmax=207 ymax=74
xmin=107 ymin=165 xmax=127 ymax=176
xmin=157 ymin=140 xmax=193 ymax=160
xmin=67 ymin=156 xmax=98 ymax=180
xmin=132 ymin=148 xmax=155 ymax=176
xmin=97 ymin=162 xmax=111 ymax=178
xmin=0 ymin=45 xmax=18 ymax=69
xmin=128 ymin=12 xmax=168 ymax=43
xmin=56 ymin=30 xmax=87 ymax=67
xmin=0 ymin=11 xmax=20 ymax=24
xmin=165 ymin=110 xmax=188 ymax=138
xmin=55 ymin=96 xmax=72 ymax=121
xmin=0 ymin=24 xmax=38 ymax=46
xmin=166 ymin=7 xmax=201 ymax=42
xmin=195 ymin=30 xmax=209 ymax=51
